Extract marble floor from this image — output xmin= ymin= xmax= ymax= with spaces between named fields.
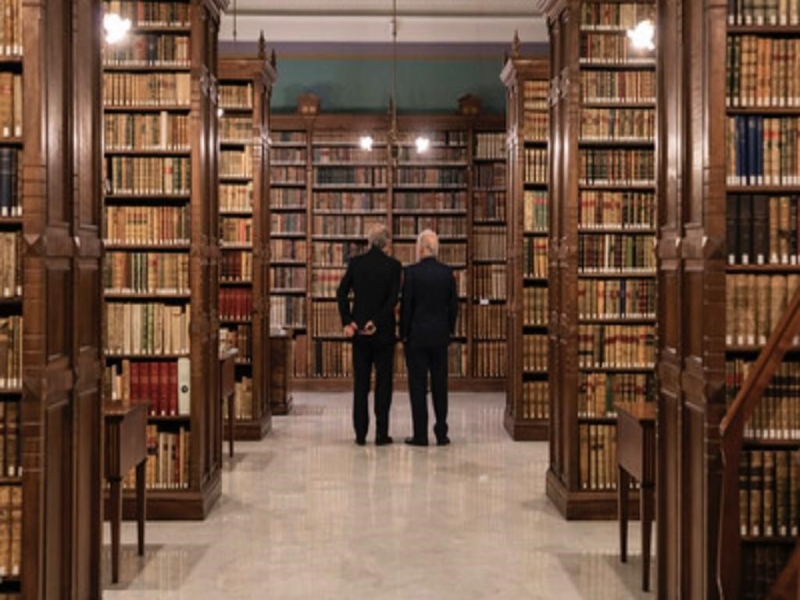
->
xmin=104 ymin=392 xmax=654 ymax=599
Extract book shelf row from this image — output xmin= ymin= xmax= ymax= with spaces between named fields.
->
xmin=268 ymin=110 xmax=508 ymax=382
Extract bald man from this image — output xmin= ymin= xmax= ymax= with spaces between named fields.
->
xmin=337 ymin=223 xmax=402 ymax=446
xmin=400 ymin=229 xmax=459 ymax=446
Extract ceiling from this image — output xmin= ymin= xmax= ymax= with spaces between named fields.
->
xmin=220 ymin=0 xmax=547 ymax=44
xmin=228 ymin=0 xmax=541 ymax=16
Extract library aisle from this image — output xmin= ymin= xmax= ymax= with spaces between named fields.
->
xmin=103 ymin=393 xmax=651 ymax=599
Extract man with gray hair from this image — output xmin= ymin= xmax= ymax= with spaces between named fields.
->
xmin=336 ymin=223 xmax=402 ymax=446
xmin=400 ymin=229 xmax=458 ymax=446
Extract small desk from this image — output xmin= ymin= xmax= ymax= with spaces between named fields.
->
xmin=104 ymin=402 xmax=148 ymax=584
xmin=220 ymin=349 xmax=237 ymax=458
xmin=615 ymin=401 xmax=657 ymax=592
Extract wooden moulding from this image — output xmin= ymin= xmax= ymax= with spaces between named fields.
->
xmin=227 ymin=417 xmax=271 ymax=441
xmin=503 ymin=413 xmax=548 ymax=441
xmin=114 ymin=470 xmax=222 ymax=521
xmin=546 ymin=468 xmax=640 ymax=521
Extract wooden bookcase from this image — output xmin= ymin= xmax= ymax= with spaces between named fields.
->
xmin=656 ymin=0 xmax=800 ymax=596
xmin=721 ymin=7 xmax=800 ymax=598
xmin=0 ymin=0 xmax=106 ymax=595
xmin=101 ymin=0 xmax=228 ymax=520
xmin=269 ymin=102 xmax=506 ymax=391
xmin=538 ymin=0 xmax=658 ymax=519
xmin=502 ymin=48 xmax=551 ymax=441
xmin=218 ymin=41 xmax=277 ymax=440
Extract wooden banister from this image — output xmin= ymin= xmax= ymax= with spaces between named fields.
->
xmin=718 ymin=286 xmax=800 ymax=600
xmin=766 ymin=541 xmax=800 ymax=600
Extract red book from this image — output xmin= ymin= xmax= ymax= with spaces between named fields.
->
xmin=141 ymin=362 xmax=151 ymax=414
xmin=131 ymin=362 xmax=141 ymax=408
xmin=145 ymin=362 xmax=155 ymax=415
xmin=169 ymin=361 xmax=178 ymax=416
xmin=154 ymin=362 xmax=164 ymax=416
xmin=159 ymin=361 xmax=168 ymax=416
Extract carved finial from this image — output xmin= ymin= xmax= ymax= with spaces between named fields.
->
xmin=258 ymin=31 xmax=266 ymax=59
xmin=270 ymin=49 xmax=277 ymax=68
xmin=512 ymin=30 xmax=521 ymax=58
xmin=457 ymin=94 xmax=481 ymax=116
xmin=297 ymin=92 xmax=320 ymax=115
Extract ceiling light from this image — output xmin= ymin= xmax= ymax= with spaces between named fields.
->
xmin=359 ymin=136 xmax=374 ymax=151
xmin=627 ymin=20 xmax=655 ymax=52
xmin=104 ymin=13 xmax=131 ymax=44
xmin=415 ymin=136 xmax=430 ymax=154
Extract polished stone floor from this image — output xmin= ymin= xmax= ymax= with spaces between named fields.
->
xmin=104 ymin=392 xmax=654 ymax=599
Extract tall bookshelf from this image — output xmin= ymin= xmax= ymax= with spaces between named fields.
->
xmin=502 ymin=48 xmax=551 ymax=441
xmin=102 ymin=0 xmax=228 ymax=520
xmin=269 ymin=112 xmax=311 ymax=380
xmin=723 ymin=3 xmax=800 ymax=595
xmin=539 ymin=0 xmax=658 ymax=519
xmin=218 ymin=41 xmax=277 ymax=440
xmin=270 ymin=103 xmax=506 ymax=390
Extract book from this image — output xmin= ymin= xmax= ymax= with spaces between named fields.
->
xmin=177 ymin=357 xmax=190 ymax=415
xmin=0 ymin=148 xmax=20 ymax=216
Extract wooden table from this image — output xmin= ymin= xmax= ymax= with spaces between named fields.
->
xmin=220 ymin=349 xmax=238 ymax=457
xmin=104 ymin=402 xmax=148 ymax=584
xmin=615 ymin=401 xmax=657 ymax=592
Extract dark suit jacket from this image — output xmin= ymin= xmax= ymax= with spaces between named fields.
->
xmin=400 ymin=256 xmax=458 ymax=347
xmin=336 ymin=246 xmax=402 ymax=344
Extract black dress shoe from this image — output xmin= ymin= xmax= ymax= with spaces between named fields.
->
xmin=404 ymin=437 xmax=428 ymax=447
xmin=375 ymin=436 xmax=393 ymax=446
xmin=436 ymin=437 xmax=451 ymax=446
xmin=355 ymin=437 xmax=366 ymax=446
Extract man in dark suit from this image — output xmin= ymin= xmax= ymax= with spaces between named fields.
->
xmin=400 ymin=229 xmax=458 ymax=446
xmin=337 ymin=223 xmax=402 ymax=446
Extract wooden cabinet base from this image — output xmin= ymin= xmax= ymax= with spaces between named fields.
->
xmin=108 ymin=471 xmax=221 ymax=521
xmin=271 ymin=395 xmax=293 ymax=416
xmin=503 ymin=413 xmax=548 ymax=441
xmin=225 ymin=413 xmax=273 ymax=441
xmin=546 ymin=468 xmax=640 ymax=521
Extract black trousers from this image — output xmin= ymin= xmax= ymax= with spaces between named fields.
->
xmin=352 ymin=337 xmax=395 ymax=440
xmin=405 ymin=344 xmax=449 ymax=442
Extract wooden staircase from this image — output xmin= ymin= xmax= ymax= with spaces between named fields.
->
xmin=719 ymin=287 xmax=800 ymax=599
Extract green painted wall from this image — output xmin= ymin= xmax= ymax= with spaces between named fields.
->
xmin=271 ymin=57 xmax=509 ymax=115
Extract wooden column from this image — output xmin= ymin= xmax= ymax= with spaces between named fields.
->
xmin=21 ymin=0 xmax=104 ymax=597
xmin=655 ymin=0 xmax=727 ymax=597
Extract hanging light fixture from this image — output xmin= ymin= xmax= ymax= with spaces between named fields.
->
xmin=216 ymin=0 xmax=240 ymax=121
xmin=386 ymin=0 xmax=429 ymax=156
xmin=104 ymin=12 xmax=131 ymax=44
xmin=627 ymin=19 xmax=655 ymax=51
